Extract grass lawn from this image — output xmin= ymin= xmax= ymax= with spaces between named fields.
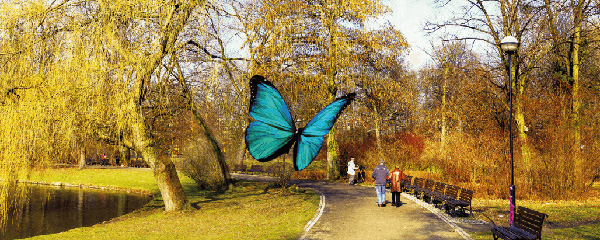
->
xmin=469 ymin=197 xmax=600 ymax=240
xmin=24 ymin=167 xmax=319 ymax=240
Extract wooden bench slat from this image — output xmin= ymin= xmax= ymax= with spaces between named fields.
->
xmin=444 ymin=185 xmax=460 ymax=200
xmin=514 ymin=221 xmax=541 ymax=236
xmin=406 ymin=177 xmax=425 ymax=195
xmin=430 ymin=182 xmax=447 ymax=205
xmin=492 ymin=226 xmax=520 ymax=240
xmin=458 ymin=189 xmax=473 ymax=202
xmin=491 ymin=206 xmax=547 ymax=240
xmin=248 ymin=165 xmax=264 ymax=174
xmin=518 ymin=211 xmax=546 ymax=223
xmin=232 ymin=164 xmax=247 ymax=172
xmin=507 ymin=226 xmax=537 ymax=240
xmin=517 ymin=207 xmax=547 ymax=237
xmin=418 ymin=180 xmax=436 ymax=201
xmin=402 ymin=176 xmax=413 ymax=192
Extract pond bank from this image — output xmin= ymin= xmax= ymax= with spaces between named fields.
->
xmin=21 ymin=167 xmax=319 ymax=239
xmin=17 ymin=179 xmax=154 ymax=197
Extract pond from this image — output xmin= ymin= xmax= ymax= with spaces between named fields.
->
xmin=1 ymin=184 xmax=151 ymax=240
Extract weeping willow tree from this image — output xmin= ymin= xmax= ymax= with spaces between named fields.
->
xmin=0 ymin=0 xmax=88 ymax=227
xmin=0 ymin=1 xmax=218 ymax=224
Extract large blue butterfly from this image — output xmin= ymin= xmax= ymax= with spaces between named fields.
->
xmin=245 ymin=75 xmax=356 ymax=171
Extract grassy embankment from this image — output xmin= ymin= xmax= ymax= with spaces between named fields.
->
xmin=402 ymin=171 xmax=600 ymax=240
xmin=470 ymin=197 xmax=600 ymax=240
xmin=24 ymin=167 xmax=319 ymax=240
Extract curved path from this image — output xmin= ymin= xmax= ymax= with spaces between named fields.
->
xmin=233 ymin=174 xmax=469 ymax=240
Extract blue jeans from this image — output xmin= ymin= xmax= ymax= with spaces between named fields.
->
xmin=376 ymin=185 xmax=386 ymax=204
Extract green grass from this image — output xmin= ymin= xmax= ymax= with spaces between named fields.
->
xmin=29 ymin=168 xmax=160 ymax=194
xmin=24 ymin=168 xmax=320 ymax=240
xmin=470 ymin=198 xmax=600 ymax=240
xmin=546 ymin=222 xmax=600 ymax=240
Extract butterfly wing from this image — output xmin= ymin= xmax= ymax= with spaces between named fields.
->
xmin=293 ymin=93 xmax=356 ymax=171
xmin=245 ymin=75 xmax=296 ymax=162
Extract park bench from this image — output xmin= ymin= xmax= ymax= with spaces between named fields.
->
xmin=248 ymin=165 xmax=264 ymax=174
xmin=430 ymin=182 xmax=447 ymax=205
xmin=129 ymin=158 xmax=148 ymax=168
xmin=436 ymin=185 xmax=460 ymax=213
xmin=402 ymin=175 xmax=413 ymax=192
xmin=405 ymin=177 xmax=424 ymax=195
xmin=267 ymin=165 xmax=283 ymax=176
xmin=437 ymin=184 xmax=460 ymax=212
xmin=266 ymin=163 xmax=290 ymax=176
xmin=446 ymin=188 xmax=474 ymax=216
xmin=491 ymin=206 xmax=548 ymax=240
xmin=417 ymin=179 xmax=435 ymax=201
xmin=232 ymin=164 xmax=247 ymax=173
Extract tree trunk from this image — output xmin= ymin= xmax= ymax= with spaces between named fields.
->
xmin=325 ymin=3 xmax=340 ymax=180
xmin=78 ymin=146 xmax=86 ymax=170
xmin=193 ymin=110 xmax=233 ymax=188
xmin=512 ymin=56 xmax=533 ymax=185
xmin=375 ymin=119 xmax=383 ymax=154
xmin=237 ymin=129 xmax=247 ymax=166
xmin=175 ymin=60 xmax=233 ymax=188
xmin=130 ymin=106 xmax=188 ymax=211
xmin=373 ymin=105 xmax=383 ymax=156
xmin=440 ymin=63 xmax=449 ymax=159
xmin=326 ymin=126 xmax=340 ymax=180
xmin=119 ymin=144 xmax=131 ymax=166
xmin=571 ymin=2 xmax=583 ymax=189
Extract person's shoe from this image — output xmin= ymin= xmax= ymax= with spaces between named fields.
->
xmin=378 ymin=204 xmax=382 ymax=207
xmin=392 ymin=203 xmax=395 ymax=206
xmin=382 ymin=204 xmax=386 ymax=207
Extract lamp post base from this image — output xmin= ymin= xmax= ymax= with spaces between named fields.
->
xmin=510 ymin=184 xmax=516 ymax=226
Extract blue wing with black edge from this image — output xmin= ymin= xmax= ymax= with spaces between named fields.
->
xmin=245 ymin=75 xmax=297 ymax=162
xmin=293 ymin=93 xmax=356 ymax=171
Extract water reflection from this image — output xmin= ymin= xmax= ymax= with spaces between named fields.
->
xmin=1 ymin=185 xmax=150 ymax=240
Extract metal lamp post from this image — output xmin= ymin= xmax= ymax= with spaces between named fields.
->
xmin=500 ymin=35 xmax=519 ymax=226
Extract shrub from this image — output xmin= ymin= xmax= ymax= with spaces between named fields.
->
xmin=269 ymin=161 xmax=293 ymax=188
xmin=177 ymin=139 xmax=224 ymax=190
xmin=292 ymin=170 xmax=326 ymax=180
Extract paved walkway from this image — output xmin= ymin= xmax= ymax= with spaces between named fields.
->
xmin=232 ymin=174 xmax=471 ymax=240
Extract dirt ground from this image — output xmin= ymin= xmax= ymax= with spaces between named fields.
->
xmin=233 ymin=174 xmax=486 ymax=240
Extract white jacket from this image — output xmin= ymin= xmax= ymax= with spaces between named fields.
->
xmin=347 ymin=160 xmax=358 ymax=175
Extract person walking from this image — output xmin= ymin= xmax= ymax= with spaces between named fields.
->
xmin=372 ymin=159 xmax=390 ymax=207
xmin=389 ymin=165 xmax=406 ymax=207
xmin=347 ymin=158 xmax=359 ymax=185
xmin=357 ymin=165 xmax=366 ymax=183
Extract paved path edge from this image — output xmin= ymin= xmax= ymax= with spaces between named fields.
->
xmin=299 ymin=188 xmax=325 ymax=240
xmin=401 ymin=193 xmax=474 ymax=240
xmin=231 ymin=174 xmax=476 ymax=240
xmin=298 ymin=183 xmax=477 ymax=240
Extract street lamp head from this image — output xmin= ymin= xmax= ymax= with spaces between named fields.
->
xmin=500 ymin=36 xmax=519 ymax=54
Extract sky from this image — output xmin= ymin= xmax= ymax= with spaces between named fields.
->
xmin=384 ymin=0 xmax=456 ymax=70
xmin=227 ymin=0 xmax=463 ymax=71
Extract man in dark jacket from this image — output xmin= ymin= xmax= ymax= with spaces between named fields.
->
xmin=372 ymin=159 xmax=390 ymax=207
xmin=389 ymin=165 xmax=406 ymax=207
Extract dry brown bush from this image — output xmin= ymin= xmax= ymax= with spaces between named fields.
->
xmin=178 ymin=139 xmax=225 ymax=190
xmin=292 ymin=170 xmax=326 ymax=180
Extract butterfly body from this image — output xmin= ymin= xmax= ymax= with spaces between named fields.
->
xmin=245 ymin=75 xmax=355 ymax=171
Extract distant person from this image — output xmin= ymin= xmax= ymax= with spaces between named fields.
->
xmin=372 ymin=159 xmax=390 ymax=207
xmin=347 ymin=158 xmax=359 ymax=185
xmin=357 ymin=165 xmax=366 ymax=183
xmin=389 ymin=165 xmax=406 ymax=207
